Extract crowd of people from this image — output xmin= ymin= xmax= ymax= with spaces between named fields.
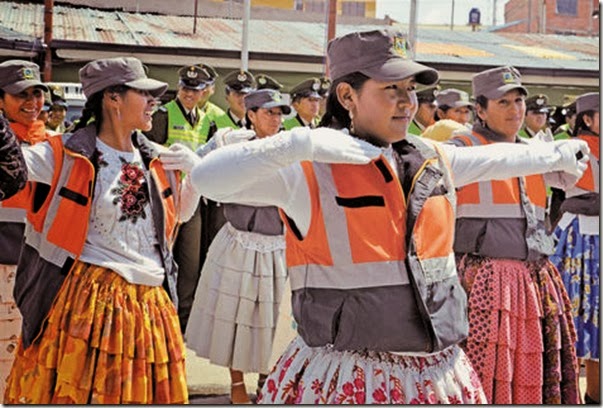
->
xmin=0 ymin=27 xmax=598 ymax=405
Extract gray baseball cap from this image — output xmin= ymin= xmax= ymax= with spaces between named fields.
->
xmin=79 ymin=57 xmax=168 ymax=98
xmin=437 ymin=88 xmax=473 ymax=108
xmin=472 ymin=66 xmax=527 ymax=100
xmin=327 ymin=29 xmax=438 ymax=85
xmin=576 ymin=92 xmax=599 ymax=115
xmin=0 ymin=60 xmax=48 ymax=94
xmin=244 ymin=89 xmax=291 ymax=114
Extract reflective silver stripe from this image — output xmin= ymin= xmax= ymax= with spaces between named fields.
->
xmin=289 ymin=260 xmax=409 ymax=290
xmin=0 ymin=207 xmax=26 ymax=223
xmin=23 ymin=217 xmax=73 ymax=267
xmin=314 ymin=163 xmax=353 ymax=265
xmin=419 ymin=253 xmax=457 ymax=284
xmin=457 ymin=203 xmax=524 ymax=218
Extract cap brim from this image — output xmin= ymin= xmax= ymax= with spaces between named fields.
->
xmin=125 ymin=78 xmax=168 ymax=98
xmin=484 ymin=84 xmax=528 ymax=100
xmin=451 ymin=101 xmax=474 ymax=108
xmin=361 ymin=59 xmax=439 ymax=85
xmin=178 ymin=79 xmax=208 ymax=91
xmin=3 ymin=80 xmax=49 ymax=94
xmin=260 ymin=102 xmax=291 ymax=115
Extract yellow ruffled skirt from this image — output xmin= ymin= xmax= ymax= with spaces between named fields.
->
xmin=4 ymin=261 xmax=188 ymax=404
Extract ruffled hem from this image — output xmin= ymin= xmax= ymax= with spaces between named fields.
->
xmin=4 ymin=261 xmax=188 ymax=404
xmin=458 ymin=254 xmax=580 ymax=404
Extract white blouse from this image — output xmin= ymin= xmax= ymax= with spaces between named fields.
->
xmin=22 ymin=137 xmax=175 ymax=286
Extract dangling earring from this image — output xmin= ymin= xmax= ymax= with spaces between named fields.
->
xmin=348 ymin=108 xmax=355 ymax=134
xmin=116 ymin=107 xmax=122 ymax=122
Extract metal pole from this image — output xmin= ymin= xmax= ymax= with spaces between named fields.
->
xmin=527 ymin=0 xmax=532 ymax=33
xmin=193 ymin=0 xmax=198 ymax=34
xmin=450 ymin=0 xmax=455 ymax=30
xmin=324 ymin=0 xmax=337 ymax=76
xmin=493 ymin=0 xmax=497 ymax=26
xmin=241 ymin=0 xmax=250 ymax=70
xmin=43 ymin=0 xmax=53 ymax=81
xmin=409 ymin=0 xmax=418 ymax=59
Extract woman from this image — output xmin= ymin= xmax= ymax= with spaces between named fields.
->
xmin=435 ymin=88 xmax=474 ymax=126
xmin=184 ymin=89 xmax=292 ymax=404
xmin=549 ymin=92 xmax=599 ymax=404
xmin=0 ymin=60 xmax=56 ymax=399
xmin=1 ymin=57 xmax=200 ymax=404
xmin=448 ymin=66 xmax=582 ymax=404
xmin=167 ymin=30 xmax=588 ymax=404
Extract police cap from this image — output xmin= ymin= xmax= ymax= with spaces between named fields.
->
xmin=223 ymin=70 xmax=255 ymax=94
xmin=416 ymin=85 xmax=439 ymax=104
xmin=178 ymin=65 xmax=212 ymax=90
xmin=525 ymin=94 xmax=552 ymax=114
xmin=256 ymin=74 xmax=283 ymax=91
xmin=290 ymin=78 xmax=323 ymax=99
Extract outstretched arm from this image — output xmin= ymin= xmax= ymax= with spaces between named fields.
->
xmin=442 ymin=139 xmax=589 ymax=187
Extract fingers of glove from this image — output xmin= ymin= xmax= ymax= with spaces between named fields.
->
xmin=224 ymin=129 xmax=256 ymax=145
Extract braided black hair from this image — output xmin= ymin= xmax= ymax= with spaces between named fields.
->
xmin=72 ymin=85 xmax=130 ymax=132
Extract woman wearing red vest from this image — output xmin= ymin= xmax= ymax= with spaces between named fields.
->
xmin=550 ymin=92 xmax=599 ymax=404
xmin=0 ymin=60 xmax=57 ymax=400
xmin=448 ymin=66 xmax=582 ymax=404
xmin=0 ymin=57 xmax=201 ymax=404
xmin=172 ymin=30 xmax=589 ymax=404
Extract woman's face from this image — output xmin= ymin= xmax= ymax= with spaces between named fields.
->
xmin=0 ymin=87 xmax=45 ymax=125
xmin=293 ymin=96 xmax=321 ymax=123
xmin=476 ymin=89 xmax=526 ymax=140
xmin=248 ymin=107 xmax=283 ymax=138
xmin=585 ymin=111 xmax=600 ymax=135
xmin=345 ymin=77 xmax=418 ymax=146
xmin=440 ymin=106 xmax=473 ymax=125
xmin=118 ymin=89 xmax=157 ymax=132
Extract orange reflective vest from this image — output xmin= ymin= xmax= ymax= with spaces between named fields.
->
xmin=452 ymin=131 xmax=553 ymax=260
xmin=15 ymin=125 xmax=181 ymax=348
xmin=0 ymin=120 xmax=54 ymax=264
xmin=282 ymin=135 xmax=467 ymax=353
xmin=568 ymin=133 xmax=599 ymax=197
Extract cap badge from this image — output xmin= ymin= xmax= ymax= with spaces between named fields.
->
xmin=19 ymin=67 xmax=35 ymax=80
xmin=321 ymin=81 xmax=329 ymax=90
xmin=258 ymin=77 xmax=266 ymax=85
xmin=460 ymin=93 xmax=469 ymax=102
xmin=187 ymin=68 xmax=198 ymax=79
xmin=271 ymin=92 xmax=282 ymax=102
xmin=502 ymin=71 xmax=515 ymax=84
xmin=237 ymin=73 xmax=247 ymax=82
xmin=393 ymin=35 xmax=408 ymax=59
xmin=312 ymin=81 xmax=320 ymax=91
xmin=536 ymin=97 xmax=545 ymax=105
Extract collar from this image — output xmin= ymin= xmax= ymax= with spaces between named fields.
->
xmin=10 ymin=120 xmax=48 ymax=144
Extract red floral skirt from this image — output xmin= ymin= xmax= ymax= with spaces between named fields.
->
xmin=4 ymin=261 xmax=188 ymax=404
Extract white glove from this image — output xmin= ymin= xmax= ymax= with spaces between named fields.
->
xmin=160 ymin=143 xmax=201 ymax=173
xmin=533 ymin=128 xmax=554 ymax=143
xmin=306 ymin=127 xmax=382 ymax=164
xmin=215 ymin=127 xmax=256 ymax=147
xmin=551 ymin=138 xmax=590 ymax=178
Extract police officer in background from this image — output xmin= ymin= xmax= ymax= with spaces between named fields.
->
xmin=144 ymin=64 xmax=211 ymax=333
xmin=196 ymin=63 xmax=225 ymax=124
xmin=408 ymin=85 xmax=438 ymax=135
xmin=519 ymin=93 xmax=554 ymax=140
xmin=435 ymin=88 xmax=473 ymax=126
xmin=145 ymin=64 xmax=211 ymax=148
xmin=553 ymin=96 xmax=578 ymax=140
xmin=45 ymin=85 xmax=71 ymax=133
xmin=317 ymin=75 xmax=331 ymax=119
xmin=283 ymin=77 xmax=323 ymax=130
xmin=256 ymin=73 xmax=284 ymax=91
xmin=211 ymin=69 xmax=255 ymax=129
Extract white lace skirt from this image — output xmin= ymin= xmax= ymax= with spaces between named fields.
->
xmin=185 ymin=222 xmax=288 ymax=373
xmin=258 ymin=336 xmax=487 ymax=404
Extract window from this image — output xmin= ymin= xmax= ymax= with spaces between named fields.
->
xmin=342 ymin=1 xmax=366 ymax=17
xmin=556 ymin=0 xmax=578 ymax=15
xmin=304 ymin=0 xmax=326 ymax=13
xmin=294 ymin=0 xmax=303 ymax=11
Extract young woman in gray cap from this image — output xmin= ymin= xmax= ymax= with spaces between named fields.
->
xmin=0 ymin=59 xmax=57 ymax=395
xmin=549 ymin=92 xmax=600 ymax=405
xmin=447 ymin=66 xmax=582 ymax=404
xmin=183 ymin=89 xmax=292 ymax=404
xmin=167 ymin=30 xmax=588 ymax=404
xmin=1 ymin=57 xmax=201 ymax=404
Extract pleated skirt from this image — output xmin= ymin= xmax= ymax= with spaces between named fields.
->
xmin=257 ymin=336 xmax=486 ymax=404
xmin=457 ymin=254 xmax=580 ymax=404
xmin=3 ymin=261 xmax=188 ymax=404
xmin=550 ymin=215 xmax=600 ymax=361
xmin=185 ymin=222 xmax=287 ymax=374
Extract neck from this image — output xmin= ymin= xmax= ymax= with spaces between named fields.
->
xmin=97 ymin=115 xmax=135 ymax=152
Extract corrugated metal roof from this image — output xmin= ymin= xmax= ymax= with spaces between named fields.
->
xmin=0 ymin=2 xmax=598 ymax=72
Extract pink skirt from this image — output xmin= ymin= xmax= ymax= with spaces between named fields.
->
xmin=457 ymin=254 xmax=580 ymax=404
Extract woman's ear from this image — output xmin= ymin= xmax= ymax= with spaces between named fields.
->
xmin=474 ymin=104 xmax=486 ymax=122
xmin=335 ymin=82 xmax=354 ymax=111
